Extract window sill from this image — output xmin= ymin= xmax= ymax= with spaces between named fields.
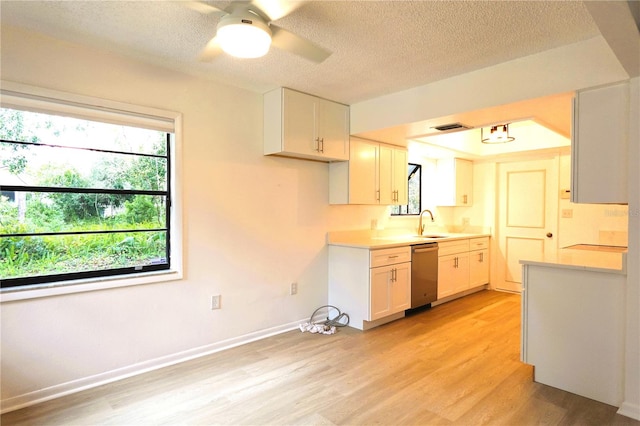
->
xmin=0 ymin=269 xmax=182 ymax=302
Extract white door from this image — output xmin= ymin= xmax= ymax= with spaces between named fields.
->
xmin=496 ymin=158 xmax=559 ymax=292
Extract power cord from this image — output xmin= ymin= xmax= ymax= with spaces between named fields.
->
xmin=299 ymin=305 xmax=349 ymax=334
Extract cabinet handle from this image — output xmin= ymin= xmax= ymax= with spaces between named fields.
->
xmin=463 ymin=194 xmax=468 ymax=204
xmin=388 ymin=255 xmax=399 ymax=259
xmin=376 ymin=190 xmax=380 ymax=201
xmin=454 ymin=257 xmax=458 ymax=268
xmin=479 ymin=252 xmax=484 ymax=262
xmin=320 ymin=137 xmax=324 ymax=153
xmin=314 ymin=137 xmax=320 ymax=152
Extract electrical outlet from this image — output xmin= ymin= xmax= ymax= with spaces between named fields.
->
xmin=211 ymin=295 xmax=221 ymax=310
xmin=562 ymin=209 xmax=573 ymax=218
xmin=290 ymin=282 xmax=298 ymax=295
xmin=462 ymin=217 xmax=470 ymax=226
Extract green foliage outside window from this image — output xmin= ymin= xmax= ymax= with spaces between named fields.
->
xmin=0 ymin=107 xmax=170 ymax=286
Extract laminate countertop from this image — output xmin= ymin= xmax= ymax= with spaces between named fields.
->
xmin=327 ymin=230 xmax=491 ymax=249
xmin=519 ymin=246 xmax=627 ymax=274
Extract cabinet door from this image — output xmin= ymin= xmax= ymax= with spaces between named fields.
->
xmin=571 ymin=82 xmax=628 ymax=203
xmin=469 ymin=249 xmax=489 ymax=287
xmin=393 ymin=148 xmax=408 ymax=205
xmin=318 ymin=99 xmax=349 ymax=161
xmin=348 ymin=138 xmax=378 ymax=204
xmin=436 ymin=158 xmax=473 ymax=206
xmin=452 ymin=253 xmax=470 ymax=294
xmin=438 ymin=253 xmax=469 ymax=299
xmin=456 ymin=159 xmax=473 ymax=206
xmin=437 ymin=255 xmax=456 ymax=299
xmin=283 ymin=89 xmax=318 ymax=155
xmin=390 ymin=262 xmax=411 ymax=313
xmin=378 ymin=144 xmax=394 ymax=204
xmin=370 ymin=265 xmax=392 ymax=320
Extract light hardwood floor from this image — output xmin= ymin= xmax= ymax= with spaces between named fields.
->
xmin=3 ymin=290 xmax=638 ymax=425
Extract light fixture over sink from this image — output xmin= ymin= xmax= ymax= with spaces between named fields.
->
xmin=481 ymin=124 xmax=515 ymax=144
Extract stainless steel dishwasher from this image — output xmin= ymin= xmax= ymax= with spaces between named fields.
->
xmin=411 ymin=243 xmax=438 ymax=308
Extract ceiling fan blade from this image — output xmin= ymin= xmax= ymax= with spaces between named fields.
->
xmin=184 ymin=1 xmax=225 ymax=15
xmin=271 ymin=25 xmax=331 ymax=63
xmin=250 ymin=0 xmax=304 ymax=21
xmin=199 ymin=36 xmax=224 ymax=62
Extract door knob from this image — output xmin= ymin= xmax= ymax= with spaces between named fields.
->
xmin=546 ymin=232 xmax=553 ymax=238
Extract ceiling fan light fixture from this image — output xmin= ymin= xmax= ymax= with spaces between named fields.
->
xmin=481 ymin=124 xmax=515 ymax=144
xmin=217 ymin=13 xmax=272 ymax=59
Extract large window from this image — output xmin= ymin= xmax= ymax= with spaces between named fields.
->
xmin=0 ymin=89 xmax=177 ymax=290
xmin=391 ymin=163 xmax=421 ymax=215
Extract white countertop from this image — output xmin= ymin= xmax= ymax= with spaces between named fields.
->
xmin=519 ymin=247 xmax=627 ymax=274
xmin=327 ymin=230 xmax=491 ymax=249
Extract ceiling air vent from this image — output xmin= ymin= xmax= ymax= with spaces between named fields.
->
xmin=432 ymin=123 xmax=472 ymax=132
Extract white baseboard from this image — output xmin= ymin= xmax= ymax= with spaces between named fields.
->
xmin=617 ymin=401 xmax=640 ymax=421
xmin=0 ymin=319 xmax=307 ymax=414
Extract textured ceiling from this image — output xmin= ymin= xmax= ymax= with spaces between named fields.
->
xmin=0 ymin=0 xmax=601 ymax=105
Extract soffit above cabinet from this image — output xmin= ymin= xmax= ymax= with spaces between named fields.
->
xmin=353 ymin=92 xmax=574 ymax=160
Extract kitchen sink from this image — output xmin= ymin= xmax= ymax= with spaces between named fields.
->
xmin=416 ymin=235 xmax=448 ymax=239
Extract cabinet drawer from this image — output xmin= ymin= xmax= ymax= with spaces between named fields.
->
xmin=370 ymin=246 xmax=411 ymax=268
xmin=469 ymin=237 xmax=490 ymax=251
xmin=438 ymin=239 xmax=470 ymax=256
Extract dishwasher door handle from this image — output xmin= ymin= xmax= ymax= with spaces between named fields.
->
xmin=413 ymin=247 xmax=439 ymax=254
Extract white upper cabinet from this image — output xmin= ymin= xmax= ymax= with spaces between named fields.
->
xmin=264 ymin=88 xmax=349 ymax=162
xmin=329 ymin=137 xmax=408 ymax=205
xmin=571 ymin=82 xmax=629 ymax=204
xmin=436 ymin=158 xmax=473 ymax=206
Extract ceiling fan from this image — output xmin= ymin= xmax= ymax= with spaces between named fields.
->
xmin=186 ymin=0 xmax=332 ymax=63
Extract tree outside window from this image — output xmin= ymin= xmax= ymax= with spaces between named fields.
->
xmin=0 ymin=107 xmax=171 ymax=288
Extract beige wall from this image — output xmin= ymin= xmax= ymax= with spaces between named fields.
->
xmin=2 ymin=23 xmax=638 ymax=418
xmin=0 ymin=25 xmax=377 ymax=409
xmin=558 ymin=154 xmax=629 ymax=247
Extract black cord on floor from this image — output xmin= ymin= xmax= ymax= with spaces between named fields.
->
xmin=309 ymin=304 xmax=350 ymax=327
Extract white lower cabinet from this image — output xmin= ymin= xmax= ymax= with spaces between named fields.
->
xmin=437 ymin=237 xmax=489 ymax=300
xmin=329 ymin=245 xmax=411 ymax=330
xmin=521 ymin=263 xmax=625 ymax=406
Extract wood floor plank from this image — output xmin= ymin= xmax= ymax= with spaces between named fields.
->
xmin=2 ymin=290 xmax=637 ymax=426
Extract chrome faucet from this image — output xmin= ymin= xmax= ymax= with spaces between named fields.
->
xmin=418 ymin=209 xmax=434 ymax=235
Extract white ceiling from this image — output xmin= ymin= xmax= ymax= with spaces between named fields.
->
xmin=0 ymin=0 xmax=601 ymax=104
xmin=0 ymin=1 xmax=632 ymax=156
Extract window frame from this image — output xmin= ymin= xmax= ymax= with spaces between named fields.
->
xmin=0 ymin=81 xmax=183 ymax=302
xmin=391 ymin=162 xmax=422 ymax=216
